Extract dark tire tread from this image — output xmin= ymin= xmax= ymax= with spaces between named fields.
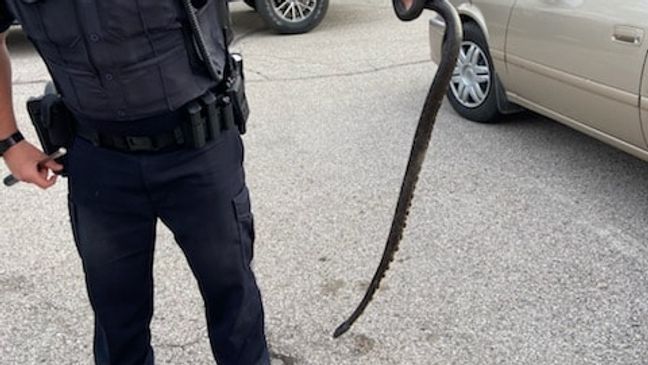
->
xmin=255 ymin=0 xmax=329 ymax=34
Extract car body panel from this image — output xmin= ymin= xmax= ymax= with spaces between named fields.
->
xmin=642 ymin=53 xmax=648 ymax=146
xmin=506 ymin=0 xmax=647 ymax=149
xmin=470 ymin=0 xmax=516 ymax=82
xmin=507 ymin=91 xmax=648 ymax=162
xmin=429 ymin=1 xmax=497 ymax=63
xmin=428 ymin=0 xmax=648 ymax=161
xmin=455 ymin=2 xmax=490 ymax=41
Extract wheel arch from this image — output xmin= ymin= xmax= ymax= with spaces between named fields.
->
xmin=455 ymin=3 xmax=490 ymax=43
xmin=455 ymin=8 xmax=521 ymax=115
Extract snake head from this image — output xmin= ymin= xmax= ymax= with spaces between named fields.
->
xmin=393 ymin=0 xmax=426 ymax=21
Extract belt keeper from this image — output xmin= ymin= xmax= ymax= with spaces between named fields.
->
xmin=187 ymin=101 xmax=207 ymax=148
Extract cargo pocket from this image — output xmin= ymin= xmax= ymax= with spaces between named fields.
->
xmin=233 ymin=186 xmax=255 ymax=268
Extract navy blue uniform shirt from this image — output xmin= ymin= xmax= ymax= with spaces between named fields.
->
xmin=0 ymin=1 xmax=14 ymax=33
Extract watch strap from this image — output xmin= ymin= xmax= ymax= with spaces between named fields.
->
xmin=0 ymin=131 xmax=25 ymax=156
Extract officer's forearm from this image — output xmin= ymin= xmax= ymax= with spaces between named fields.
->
xmin=0 ymin=32 xmax=19 ymax=140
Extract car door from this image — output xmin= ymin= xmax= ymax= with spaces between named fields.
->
xmin=505 ymin=0 xmax=648 ymax=149
xmin=642 ymin=55 xmax=648 ymax=147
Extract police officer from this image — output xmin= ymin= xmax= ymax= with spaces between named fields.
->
xmin=0 ymin=1 xmax=269 ymax=364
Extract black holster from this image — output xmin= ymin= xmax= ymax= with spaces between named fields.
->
xmin=226 ymin=53 xmax=250 ymax=135
xmin=26 ymin=83 xmax=75 ymax=171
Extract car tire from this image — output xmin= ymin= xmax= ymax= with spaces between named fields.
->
xmin=255 ymin=0 xmax=329 ymax=34
xmin=243 ymin=0 xmax=257 ymax=10
xmin=447 ymin=22 xmax=501 ymax=123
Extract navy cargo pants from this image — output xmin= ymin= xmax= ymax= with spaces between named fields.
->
xmin=66 ymin=122 xmax=269 ymax=365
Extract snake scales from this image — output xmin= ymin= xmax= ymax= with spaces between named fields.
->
xmin=334 ymin=0 xmax=463 ymax=338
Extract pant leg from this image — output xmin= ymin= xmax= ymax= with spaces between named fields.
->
xmin=147 ymin=131 xmax=269 ymax=365
xmin=68 ymin=137 xmax=157 ymax=365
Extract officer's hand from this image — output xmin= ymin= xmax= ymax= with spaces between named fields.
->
xmin=3 ymin=141 xmax=63 ymax=189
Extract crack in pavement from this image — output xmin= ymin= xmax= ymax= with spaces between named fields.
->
xmin=13 ymin=79 xmax=49 ymax=86
xmin=247 ymin=59 xmax=432 ymax=83
xmin=231 ymin=27 xmax=266 ymax=48
xmin=158 ymin=337 xmax=203 ymax=351
xmin=11 ymin=59 xmax=430 ymax=87
xmin=248 ymin=68 xmax=272 ymax=81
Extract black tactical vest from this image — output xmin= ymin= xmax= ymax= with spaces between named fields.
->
xmin=8 ymin=0 xmax=228 ymax=121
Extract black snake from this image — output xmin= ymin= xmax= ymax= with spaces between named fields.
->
xmin=334 ymin=0 xmax=463 ymax=338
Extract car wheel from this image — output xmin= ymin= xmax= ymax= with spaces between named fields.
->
xmin=256 ymin=0 xmax=329 ymax=34
xmin=447 ymin=22 xmax=500 ymax=123
xmin=243 ymin=0 xmax=257 ymax=9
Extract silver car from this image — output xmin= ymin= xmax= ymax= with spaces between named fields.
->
xmin=429 ymin=0 xmax=648 ymax=161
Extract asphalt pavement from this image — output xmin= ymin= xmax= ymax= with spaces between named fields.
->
xmin=1 ymin=1 xmax=647 ymax=364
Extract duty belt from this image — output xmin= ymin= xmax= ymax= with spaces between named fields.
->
xmin=76 ymin=92 xmax=237 ymax=152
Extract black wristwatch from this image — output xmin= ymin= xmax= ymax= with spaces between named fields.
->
xmin=0 ymin=131 xmax=25 ymax=157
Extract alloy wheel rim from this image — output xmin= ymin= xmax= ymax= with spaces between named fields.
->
xmin=450 ymin=41 xmax=492 ymax=108
xmin=271 ymin=0 xmax=317 ymax=23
